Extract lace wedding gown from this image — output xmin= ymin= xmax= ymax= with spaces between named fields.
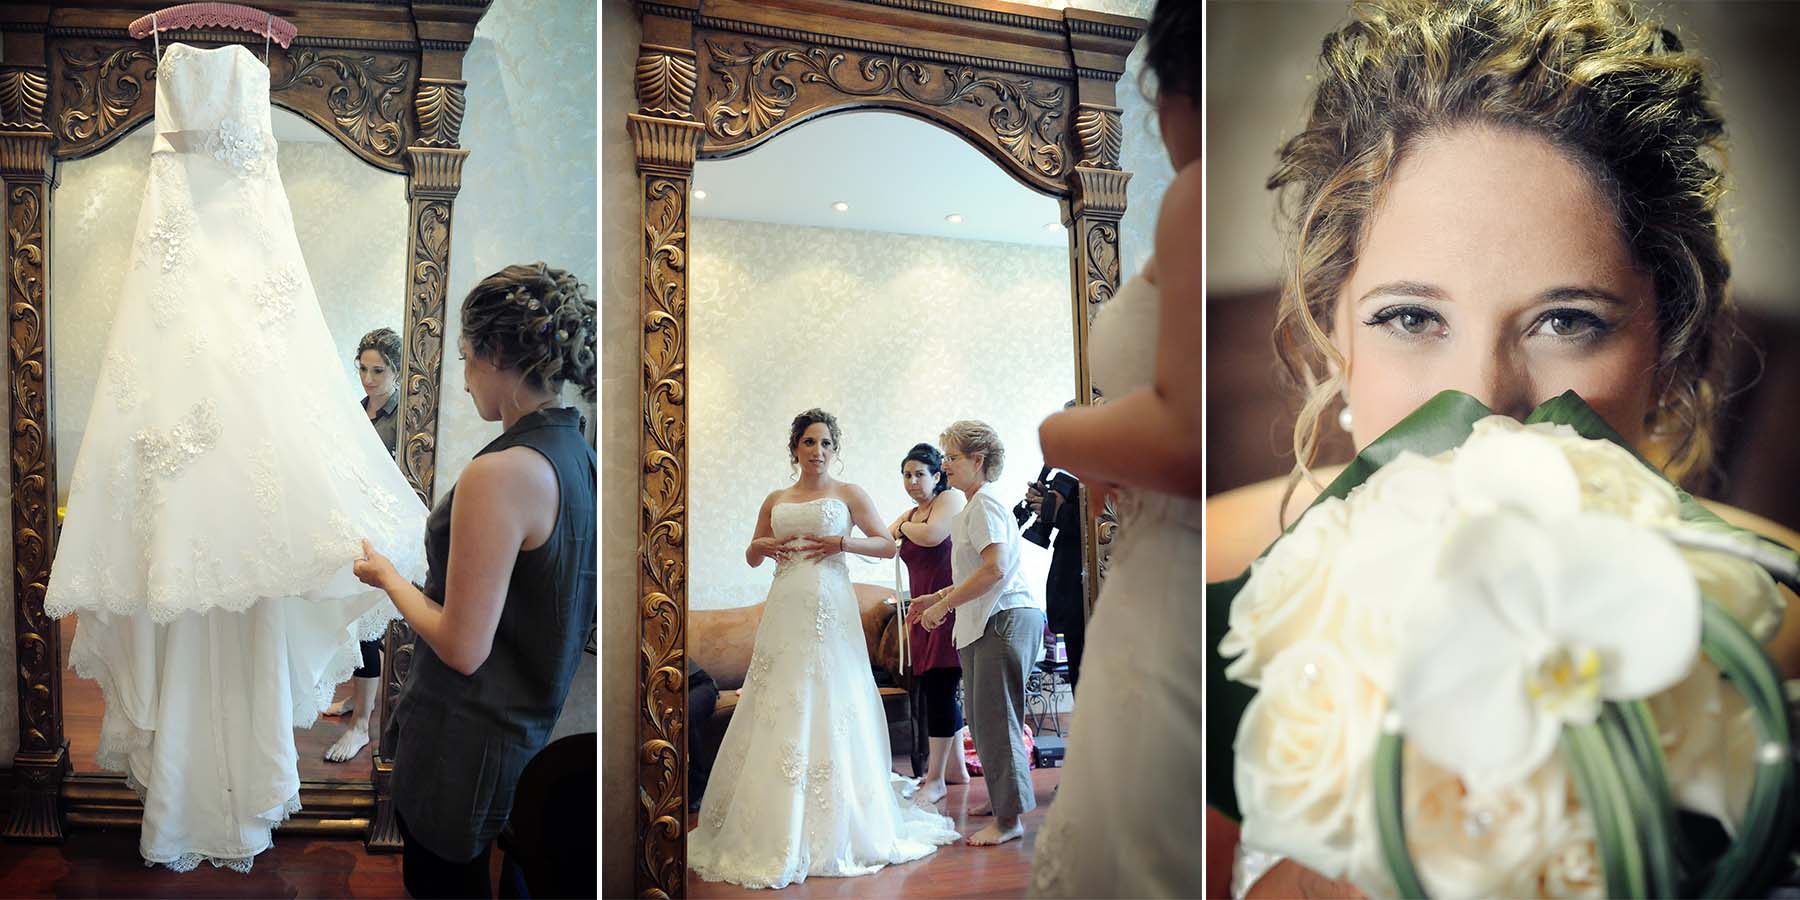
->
xmin=1031 ymin=273 xmax=1206 ymax=897
xmin=42 ymin=42 xmax=426 ymax=872
xmin=687 ymin=497 xmax=959 ymax=889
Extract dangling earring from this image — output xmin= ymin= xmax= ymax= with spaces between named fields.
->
xmin=1337 ymin=404 xmax=1354 ymax=433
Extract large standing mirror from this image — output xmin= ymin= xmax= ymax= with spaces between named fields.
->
xmin=629 ymin=1 xmax=1145 ymax=893
xmin=683 ymin=109 xmax=1076 ymax=892
xmin=5 ymin=0 xmax=490 ymax=848
xmin=49 ymin=105 xmax=410 ymax=798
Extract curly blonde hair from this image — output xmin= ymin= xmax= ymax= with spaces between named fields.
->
xmin=940 ymin=420 xmax=1006 ymax=484
xmin=1271 ymin=0 xmax=1732 ymax=501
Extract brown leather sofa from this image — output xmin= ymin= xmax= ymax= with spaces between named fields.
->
xmin=689 ymin=583 xmax=925 ymax=781
xmin=1206 ymin=288 xmax=1800 ymax=530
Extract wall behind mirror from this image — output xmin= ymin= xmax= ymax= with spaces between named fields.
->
xmin=687 ymin=111 xmax=1074 ymax=610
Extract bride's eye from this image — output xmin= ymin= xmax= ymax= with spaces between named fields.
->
xmin=1364 ymin=305 xmax=1446 ymax=340
xmin=1530 ymin=308 xmax=1611 ymax=341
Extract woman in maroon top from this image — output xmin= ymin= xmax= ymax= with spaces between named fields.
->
xmin=887 ymin=443 xmax=969 ymax=804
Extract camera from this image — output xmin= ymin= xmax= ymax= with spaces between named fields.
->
xmin=1015 ymin=466 xmax=1079 ymax=549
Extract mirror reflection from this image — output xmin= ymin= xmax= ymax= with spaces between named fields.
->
xmin=680 ymin=110 xmax=1083 ymax=891
xmin=49 ymin=104 xmax=410 ymax=787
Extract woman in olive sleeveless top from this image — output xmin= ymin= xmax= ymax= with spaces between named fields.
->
xmin=355 ymin=264 xmax=596 ymax=899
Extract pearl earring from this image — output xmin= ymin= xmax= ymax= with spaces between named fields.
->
xmin=1338 ymin=405 xmax=1354 ymax=433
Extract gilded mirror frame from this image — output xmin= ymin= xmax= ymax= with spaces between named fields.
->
xmin=2 ymin=0 xmax=493 ymax=849
xmin=629 ymin=0 xmax=1144 ymax=894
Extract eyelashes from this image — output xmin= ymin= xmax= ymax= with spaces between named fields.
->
xmin=1363 ymin=304 xmax=1444 ymax=339
xmin=1362 ymin=304 xmax=1615 ymax=345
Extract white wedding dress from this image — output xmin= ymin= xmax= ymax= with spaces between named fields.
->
xmin=1031 ymin=273 xmax=1207 ymax=897
xmin=687 ymin=497 xmax=959 ymax=889
xmin=43 ymin=42 xmax=427 ymax=872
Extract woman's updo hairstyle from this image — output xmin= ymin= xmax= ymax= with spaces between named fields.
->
xmin=460 ymin=262 xmax=597 ymax=403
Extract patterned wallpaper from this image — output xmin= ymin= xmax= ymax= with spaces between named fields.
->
xmin=598 ymin=4 xmax=641 ymax=892
xmin=687 ymin=217 xmax=1074 ymax=610
xmin=0 ymin=0 xmax=596 ymax=768
xmin=440 ymin=0 xmax=598 ymax=487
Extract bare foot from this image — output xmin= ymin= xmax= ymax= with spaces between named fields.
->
xmin=966 ymin=820 xmax=1023 ymax=846
xmin=321 ymin=698 xmax=355 ymax=717
xmin=324 ymin=723 xmax=369 ymax=762
xmin=969 ymin=801 xmax=993 ymax=816
xmin=916 ymin=781 xmax=947 ymax=805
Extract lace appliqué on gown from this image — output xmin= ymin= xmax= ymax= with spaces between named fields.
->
xmin=204 ymin=114 xmax=274 ymax=178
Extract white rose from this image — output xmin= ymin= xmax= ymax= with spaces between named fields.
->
xmin=1685 ymin=548 xmax=1785 ymax=641
xmin=1235 ymin=639 xmax=1383 ymax=877
xmin=1552 ymin=435 xmax=1682 ymax=525
xmin=1220 ymin=497 xmax=1352 ymax=687
xmin=1647 ymin=659 xmax=1756 ymax=830
xmin=1467 ymin=414 xmax=1581 ymax=441
xmin=1450 ymin=427 xmax=1583 ymax=521
xmin=1341 ymin=744 xmax=1575 ymax=899
xmin=1345 ymin=450 xmax=1458 ymax=526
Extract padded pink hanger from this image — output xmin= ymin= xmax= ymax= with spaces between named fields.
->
xmin=129 ymin=3 xmax=298 ymax=63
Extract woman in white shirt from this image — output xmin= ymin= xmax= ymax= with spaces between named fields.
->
xmin=908 ymin=420 xmax=1046 ymax=847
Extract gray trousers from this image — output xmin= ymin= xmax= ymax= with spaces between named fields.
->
xmin=958 ymin=606 xmax=1044 ymax=820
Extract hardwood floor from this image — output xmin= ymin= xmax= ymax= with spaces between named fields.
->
xmin=0 ymin=828 xmax=460 ymax=899
xmin=688 ymin=756 xmax=1064 ymax=899
xmin=59 ymin=613 xmax=383 ymax=782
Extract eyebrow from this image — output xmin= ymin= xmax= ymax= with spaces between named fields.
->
xmin=1355 ymin=281 xmax=1632 ymax=308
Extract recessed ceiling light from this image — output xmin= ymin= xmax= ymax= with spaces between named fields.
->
xmin=831 ymin=201 xmax=850 ymax=212
xmin=945 ymin=214 xmax=964 ymax=224
xmin=692 ymin=188 xmax=707 ymax=199
xmin=1043 ymin=222 xmax=1061 ymax=231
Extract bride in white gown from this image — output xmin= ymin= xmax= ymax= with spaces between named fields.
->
xmin=42 ymin=38 xmax=426 ymax=871
xmin=688 ymin=409 xmax=959 ymax=889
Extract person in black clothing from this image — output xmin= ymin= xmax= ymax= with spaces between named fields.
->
xmin=355 ymin=263 xmax=596 ymax=899
xmin=1025 ymin=400 xmax=1088 ymax=687
xmin=687 ymin=657 xmax=719 ymax=812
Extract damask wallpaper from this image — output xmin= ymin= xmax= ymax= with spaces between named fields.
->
xmin=687 ymin=218 xmax=1075 ymax=610
xmin=599 ymin=5 xmax=642 ymax=892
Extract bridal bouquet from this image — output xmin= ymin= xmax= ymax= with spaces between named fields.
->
xmin=1208 ymin=392 xmax=1798 ymax=899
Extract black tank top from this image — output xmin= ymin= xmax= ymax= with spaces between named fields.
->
xmin=385 ymin=406 xmax=596 ymax=860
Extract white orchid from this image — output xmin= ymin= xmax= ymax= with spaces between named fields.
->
xmin=1391 ymin=510 xmax=1701 ymax=793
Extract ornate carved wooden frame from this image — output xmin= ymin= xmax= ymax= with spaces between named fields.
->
xmin=1 ymin=0 xmax=491 ymax=849
xmin=630 ymin=1 xmax=1143 ymax=894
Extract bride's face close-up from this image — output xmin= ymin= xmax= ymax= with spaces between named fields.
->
xmin=1335 ymin=124 xmax=1663 ymax=449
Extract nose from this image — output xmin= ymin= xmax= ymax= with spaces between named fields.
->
xmin=1452 ymin=339 xmax=1535 ymax=421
